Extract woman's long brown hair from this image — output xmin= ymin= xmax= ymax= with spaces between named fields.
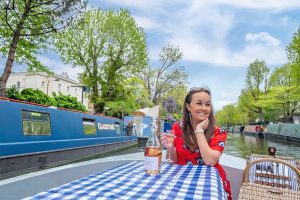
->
xmin=182 ymin=87 xmax=215 ymax=150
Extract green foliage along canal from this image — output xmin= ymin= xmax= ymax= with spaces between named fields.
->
xmin=224 ymin=132 xmax=300 ymax=160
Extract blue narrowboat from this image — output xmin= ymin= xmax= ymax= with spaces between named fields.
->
xmin=0 ymin=97 xmax=137 ymax=176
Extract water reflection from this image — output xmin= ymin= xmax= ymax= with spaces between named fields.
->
xmin=224 ymin=133 xmax=300 ymax=159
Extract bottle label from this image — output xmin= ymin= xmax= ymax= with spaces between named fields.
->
xmin=144 ymin=156 xmax=159 ymax=170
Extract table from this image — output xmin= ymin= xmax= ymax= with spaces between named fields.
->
xmin=23 ymin=161 xmax=227 ymax=200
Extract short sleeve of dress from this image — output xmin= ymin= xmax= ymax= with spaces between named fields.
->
xmin=209 ymin=128 xmax=227 ymax=153
xmin=172 ymin=122 xmax=182 ymax=148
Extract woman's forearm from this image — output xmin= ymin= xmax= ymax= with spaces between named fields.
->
xmin=195 ymin=133 xmax=221 ymax=166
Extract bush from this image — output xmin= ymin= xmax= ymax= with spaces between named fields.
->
xmin=19 ymin=88 xmax=55 ymax=106
xmin=6 ymin=86 xmax=21 ymax=99
xmin=6 ymin=87 xmax=87 ymax=112
xmin=53 ymin=92 xmax=87 ymax=112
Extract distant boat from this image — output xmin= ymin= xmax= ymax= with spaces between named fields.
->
xmin=242 ymin=125 xmax=265 ymax=138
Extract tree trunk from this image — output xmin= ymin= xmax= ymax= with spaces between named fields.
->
xmin=287 ymin=111 xmax=294 ymax=123
xmin=0 ymin=1 xmax=31 ymax=97
xmin=258 ymin=108 xmax=264 ymax=124
xmin=89 ymin=62 xmax=103 ymax=113
xmin=0 ymin=79 xmax=6 ymax=97
xmin=288 ymin=116 xmax=294 ymax=123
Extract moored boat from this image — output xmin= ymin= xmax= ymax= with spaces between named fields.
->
xmin=0 ymin=97 xmax=137 ymax=178
xmin=265 ymin=123 xmax=300 ymax=142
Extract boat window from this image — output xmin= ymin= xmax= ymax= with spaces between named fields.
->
xmin=82 ymin=118 xmax=96 ymax=135
xmin=22 ymin=110 xmax=51 ymax=136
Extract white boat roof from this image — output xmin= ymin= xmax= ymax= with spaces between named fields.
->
xmin=134 ymin=105 xmax=160 ymax=119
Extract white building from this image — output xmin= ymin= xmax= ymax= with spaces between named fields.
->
xmin=6 ymin=72 xmax=90 ymax=109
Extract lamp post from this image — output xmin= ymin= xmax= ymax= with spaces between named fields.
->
xmin=104 ymin=106 xmax=110 ymax=116
xmin=71 ymin=85 xmax=88 ymax=104
xmin=46 ymin=78 xmax=59 ymax=95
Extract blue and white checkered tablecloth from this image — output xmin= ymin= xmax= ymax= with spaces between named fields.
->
xmin=23 ymin=161 xmax=227 ymax=200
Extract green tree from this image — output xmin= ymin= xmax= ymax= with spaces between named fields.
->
xmin=216 ymin=103 xmax=249 ymax=126
xmin=123 ymin=77 xmax=152 ymax=108
xmin=105 ymin=99 xmax=139 ymax=118
xmin=234 ymin=109 xmax=249 ymax=125
xmin=287 ymin=28 xmax=300 ymax=70
xmin=242 ymin=59 xmax=270 ymax=123
xmin=0 ymin=0 xmax=86 ymax=97
xmin=54 ymin=9 xmax=148 ymax=113
xmin=269 ymin=64 xmax=291 ymax=87
xmin=258 ymin=86 xmax=298 ymax=122
xmin=236 ymin=90 xmax=257 ymax=124
xmin=216 ymin=104 xmax=236 ymax=127
xmin=287 ymin=28 xmax=300 ymax=108
xmin=137 ymin=44 xmax=188 ymax=104
xmin=261 ymin=64 xmax=300 ymax=122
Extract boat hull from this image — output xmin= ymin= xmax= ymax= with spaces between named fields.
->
xmin=0 ymin=98 xmax=137 ymax=176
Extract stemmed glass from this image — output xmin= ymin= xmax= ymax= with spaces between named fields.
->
xmin=165 ymin=130 xmax=175 ymax=163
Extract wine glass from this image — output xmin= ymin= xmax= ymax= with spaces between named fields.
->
xmin=165 ymin=130 xmax=175 ymax=163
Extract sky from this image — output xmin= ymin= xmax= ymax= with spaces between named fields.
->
xmin=1 ymin=0 xmax=300 ymax=111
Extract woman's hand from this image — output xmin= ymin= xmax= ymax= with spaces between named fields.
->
xmin=195 ymin=118 xmax=209 ymax=134
xmin=160 ymin=133 xmax=174 ymax=148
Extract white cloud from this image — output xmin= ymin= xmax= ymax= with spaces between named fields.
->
xmin=171 ymin=31 xmax=286 ymax=67
xmin=245 ymin=32 xmax=281 ymax=46
xmin=162 ymin=7 xmax=287 ymax=67
xmin=236 ymin=43 xmax=286 ymax=65
xmin=104 ymin=0 xmax=300 ymax=13
xmin=102 ymin=0 xmax=164 ymax=11
xmin=117 ymin=1 xmax=286 ymax=68
xmin=93 ymin=0 xmax=294 ymax=69
xmin=103 ymin=0 xmax=300 ymax=11
xmin=38 ymin=55 xmax=83 ymax=81
xmin=133 ymin=15 xmax=160 ymax=30
xmin=210 ymin=0 xmax=300 ymax=10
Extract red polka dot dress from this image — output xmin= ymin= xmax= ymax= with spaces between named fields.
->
xmin=172 ymin=122 xmax=232 ymax=200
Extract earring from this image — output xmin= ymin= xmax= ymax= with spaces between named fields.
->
xmin=188 ymin=112 xmax=192 ymax=121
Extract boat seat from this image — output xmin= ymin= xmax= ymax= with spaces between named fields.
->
xmin=238 ymin=157 xmax=300 ymax=200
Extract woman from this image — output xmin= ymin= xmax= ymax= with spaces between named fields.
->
xmin=161 ymin=87 xmax=232 ymax=199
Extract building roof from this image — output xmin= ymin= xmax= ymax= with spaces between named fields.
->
xmin=10 ymin=72 xmax=80 ymax=85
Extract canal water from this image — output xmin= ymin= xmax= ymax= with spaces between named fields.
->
xmin=224 ymin=132 xmax=300 ymax=160
xmin=115 ymin=132 xmax=300 ymax=160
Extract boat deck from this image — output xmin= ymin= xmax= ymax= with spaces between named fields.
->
xmin=0 ymin=152 xmax=245 ymax=200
